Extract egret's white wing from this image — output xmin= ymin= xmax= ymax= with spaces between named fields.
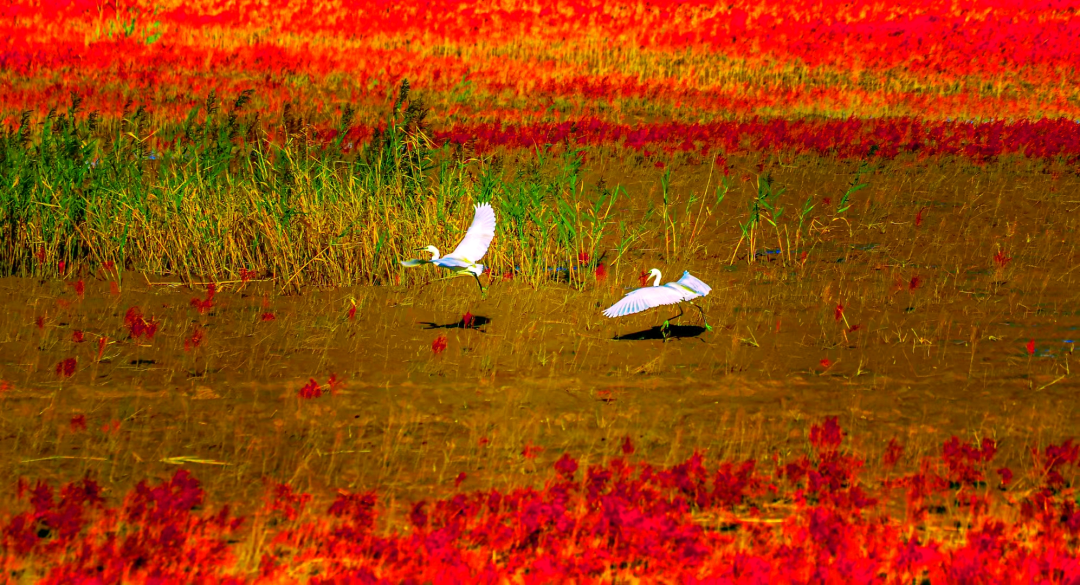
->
xmin=447 ymin=203 xmax=496 ymax=263
xmin=432 ymin=257 xmax=473 ymax=269
xmin=603 ymin=286 xmax=688 ymax=318
xmin=673 ymin=271 xmax=711 ymax=297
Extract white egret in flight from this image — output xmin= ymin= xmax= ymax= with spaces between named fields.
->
xmin=603 ymin=269 xmax=712 ymax=337
xmin=400 ymin=203 xmax=496 ymax=293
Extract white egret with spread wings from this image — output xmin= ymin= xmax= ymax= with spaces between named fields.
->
xmin=400 ymin=203 xmax=496 ymax=293
xmin=603 ymin=269 xmax=712 ymax=337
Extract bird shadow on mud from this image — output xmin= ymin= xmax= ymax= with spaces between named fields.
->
xmin=614 ymin=324 xmax=707 ymax=341
xmin=419 ymin=315 xmax=491 ymax=331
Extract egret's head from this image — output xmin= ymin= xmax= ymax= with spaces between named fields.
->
xmin=648 ymin=268 xmax=662 ymax=284
xmin=419 ymin=245 xmax=440 ymax=259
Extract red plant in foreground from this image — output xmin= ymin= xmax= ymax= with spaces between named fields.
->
xmin=4 ymin=419 xmax=1080 ymax=582
xmin=462 ymin=311 xmax=474 ymax=328
xmin=260 ymin=311 xmax=276 ymax=321
xmin=594 ymin=262 xmax=607 ymax=281
xmin=1026 ymin=338 xmax=1036 ymax=356
xmin=71 ymin=330 xmax=84 ymax=343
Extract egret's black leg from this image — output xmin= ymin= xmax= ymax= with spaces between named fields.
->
xmin=472 ymin=273 xmax=485 ymax=295
xmin=661 ymin=304 xmax=684 ymax=342
xmin=690 ymin=302 xmax=712 ymax=331
xmin=663 ymin=304 xmax=685 ymax=327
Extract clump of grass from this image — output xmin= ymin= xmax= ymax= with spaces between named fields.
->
xmin=0 ymin=83 xmax=636 ymax=291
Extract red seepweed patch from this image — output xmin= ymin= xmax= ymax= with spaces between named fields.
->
xmin=993 ymin=249 xmax=1012 ymax=268
xmin=190 ymin=283 xmax=217 ymax=314
xmin=521 ymin=443 xmax=544 ymax=460
xmin=69 ymin=414 xmax=87 ymax=432
xmin=184 ymin=326 xmax=205 ymax=352
xmin=55 ymin=357 xmax=77 ymax=378
xmin=123 ymin=306 xmax=158 ymax=340
xmin=298 ymin=378 xmax=322 ymax=399
xmin=594 ymin=262 xmax=607 ymax=281
xmin=431 ymin=335 xmax=448 ymax=355
xmin=327 ymin=373 xmax=343 ymax=395
xmin=3 ymin=418 xmax=1080 ymax=581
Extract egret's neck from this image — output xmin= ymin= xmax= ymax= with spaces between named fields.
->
xmin=651 ymin=272 xmax=662 ymax=286
xmin=428 ymin=246 xmax=441 ymax=260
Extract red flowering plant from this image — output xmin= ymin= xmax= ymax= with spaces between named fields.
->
xmin=3 ymin=419 xmax=1080 ymax=581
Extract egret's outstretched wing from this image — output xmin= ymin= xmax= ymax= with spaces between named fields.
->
xmin=448 ymin=203 xmax=496 ymax=263
xmin=673 ymin=271 xmax=711 ymax=297
xmin=603 ymin=286 xmax=688 ymax=318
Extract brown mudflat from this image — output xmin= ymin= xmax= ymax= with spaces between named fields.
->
xmin=1 ymin=156 xmax=1078 ymax=515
